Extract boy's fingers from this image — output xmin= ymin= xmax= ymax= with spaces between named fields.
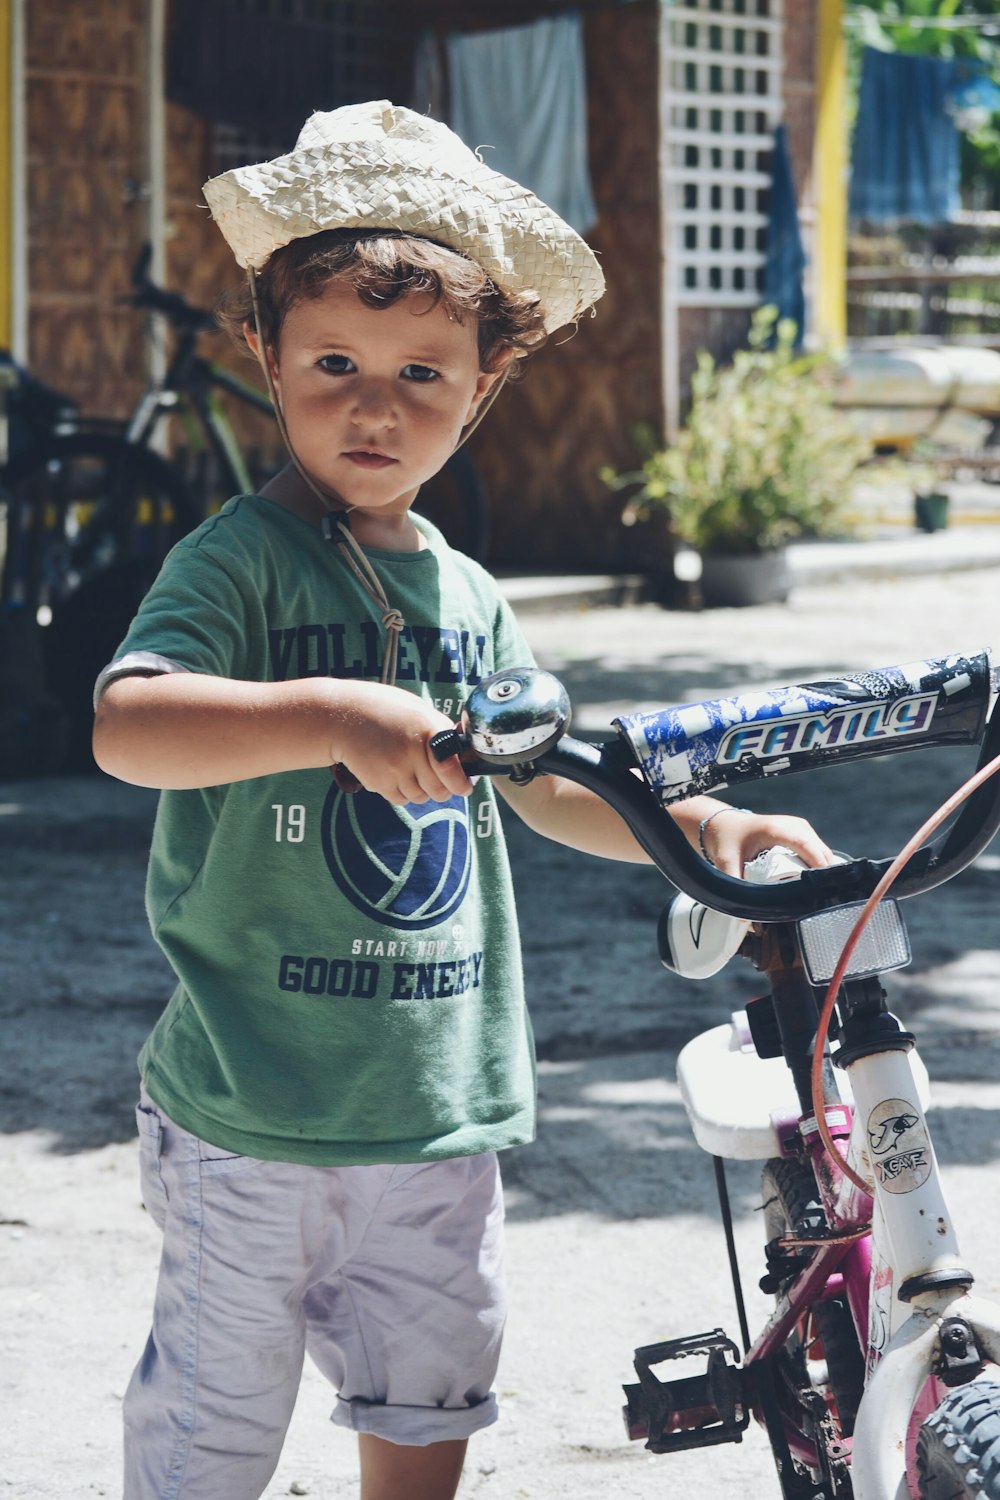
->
xmin=423 ymin=741 xmax=475 ymax=798
xmin=796 ymin=837 xmax=837 ymax=869
xmin=712 ymin=816 xmax=836 ymax=876
xmin=775 ymin=819 xmax=836 ymax=868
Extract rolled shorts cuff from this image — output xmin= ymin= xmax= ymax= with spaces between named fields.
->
xmin=331 ymin=1392 xmax=499 ymax=1445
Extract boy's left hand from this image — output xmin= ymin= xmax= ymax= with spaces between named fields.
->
xmin=701 ymin=807 xmax=835 ymax=877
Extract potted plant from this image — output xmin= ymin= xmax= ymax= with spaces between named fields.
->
xmin=603 ymin=310 xmax=871 ymax=606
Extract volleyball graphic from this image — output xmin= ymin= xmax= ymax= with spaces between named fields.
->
xmin=321 ymin=784 xmax=473 ymax=929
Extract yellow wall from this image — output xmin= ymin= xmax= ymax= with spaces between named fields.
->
xmin=0 ymin=0 xmax=10 ymax=350
xmin=815 ymin=0 xmax=847 ymax=346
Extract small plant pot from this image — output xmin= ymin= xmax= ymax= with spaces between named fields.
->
xmin=914 ymin=492 xmax=950 ymax=533
xmin=699 ymin=549 xmax=792 ymax=608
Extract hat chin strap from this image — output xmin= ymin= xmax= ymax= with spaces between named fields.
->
xmin=246 ymin=268 xmax=508 ymax=707
xmin=454 ymin=364 xmax=509 ymax=449
xmin=248 ymin=266 xmax=407 ymax=694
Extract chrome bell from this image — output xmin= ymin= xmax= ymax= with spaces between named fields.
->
xmin=460 ymin=668 xmax=571 ymax=765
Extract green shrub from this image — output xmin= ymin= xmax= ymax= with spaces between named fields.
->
xmin=603 ymin=309 xmax=871 ymax=556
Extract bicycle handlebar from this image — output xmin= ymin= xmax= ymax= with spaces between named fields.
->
xmin=433 ymin=659 xmax=1000 ymax=923
xmin=126 ymin=243 xmax=216 ymax=333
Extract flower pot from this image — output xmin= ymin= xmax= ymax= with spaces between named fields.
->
xmin=699 ymin=549 xmax=792 ymax=608
xmin=914 ymin=492 xmax=950 ymax=533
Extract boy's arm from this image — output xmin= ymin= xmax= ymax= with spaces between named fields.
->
xmin=495 ymin=774 xmax=835 ymax=872
xmin=93 ymin=672 xmax=474 ymax=803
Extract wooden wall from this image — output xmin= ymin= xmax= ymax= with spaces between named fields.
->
xmin=24 ymin=0 xmax=149 ymax=417
xmin=458 ymin=2 xmax=662 ymax=570
xmin=20 ymin=0 xmax=815 ymax=571
xmin=161 ymin=0 xmax=664 ymax=572
xmin=163 ymin=102 xmax=276 ymax=463
xmin=160 ymin=0 xmax=414 ymax=470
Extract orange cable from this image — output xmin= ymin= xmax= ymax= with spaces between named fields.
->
xmin=810 ymin=749 xmax=1000 ymax=1194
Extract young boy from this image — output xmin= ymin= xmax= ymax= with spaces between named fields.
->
xmin=93 ymin=102 xmax=831 ymax=1500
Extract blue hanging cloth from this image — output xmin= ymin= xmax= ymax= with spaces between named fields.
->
xmin=446 ymin=14 xmax=598 ymax=236
xmin=762 ymin=124 xmax=806 ymax=343
xmin=849 ymin=48 xmax=963 ymax=225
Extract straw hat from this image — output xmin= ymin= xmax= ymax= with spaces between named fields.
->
xmin=203 ymin=100 xmax=604 ymax=335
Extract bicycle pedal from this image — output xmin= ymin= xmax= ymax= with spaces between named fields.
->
xmin=622 ymin=1328 xmax=750 ymax=1454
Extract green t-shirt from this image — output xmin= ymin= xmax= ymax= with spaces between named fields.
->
xmin=110 ymin=495 xmax=537 ymax=1165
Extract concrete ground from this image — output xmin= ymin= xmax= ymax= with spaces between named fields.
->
xmin=4 ymin=550 xmax=1000 ymax=1499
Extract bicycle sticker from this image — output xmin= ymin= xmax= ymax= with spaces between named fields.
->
xmin=867 ymin=1255 xmax=893 ymax=1376
xmin=615 ymin=652 xmax=991 ymax=802
xmin=866 ymin=1097 xmax=932 ymax=1194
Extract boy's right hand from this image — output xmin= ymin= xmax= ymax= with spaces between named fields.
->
xmin=332 ymin=681 xmax=474 ymax=806
xmin=94 ymin=672 xmax=475 ymax=798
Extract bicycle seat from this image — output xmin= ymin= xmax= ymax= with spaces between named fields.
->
xmin=676 ymin=1013 xmax=931 ymax=1161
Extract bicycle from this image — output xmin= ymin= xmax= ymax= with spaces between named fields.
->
xmin=430 ymin=650 xmax=1000 ymax=1499
xmin=0 ymin=247 xmax=490 ymax=772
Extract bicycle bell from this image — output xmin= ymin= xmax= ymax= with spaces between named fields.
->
xmin=459 ymin=668 xmax=571 ymax=765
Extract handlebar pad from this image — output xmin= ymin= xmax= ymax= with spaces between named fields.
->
xmin=615 ymin=652 xmax=992 ymax=806
xmin=424 ymin=658 xmax=1000 ymax=919
xmin=534 ymin=705 xmax=1000 ymax=920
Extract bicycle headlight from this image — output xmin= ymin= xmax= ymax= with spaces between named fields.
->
xmin=797 ymin=899 xmax=911 ymax=985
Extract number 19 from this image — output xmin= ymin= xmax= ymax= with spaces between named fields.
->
xmin=272 ymin=804 xmax=306 ymax=842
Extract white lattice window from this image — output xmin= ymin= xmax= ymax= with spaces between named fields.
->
xmin=661 ymin=0 xmax=784 ymax=308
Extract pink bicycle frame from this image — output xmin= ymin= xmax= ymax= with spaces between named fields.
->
xmin=743 ymin=1102 xmax=872 ymax=1472
xmin=744 ymin=1061 xmax=1000 ymax=1499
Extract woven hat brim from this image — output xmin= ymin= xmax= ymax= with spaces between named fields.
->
xmin=203 ymin=114 xmax=604 ymax=334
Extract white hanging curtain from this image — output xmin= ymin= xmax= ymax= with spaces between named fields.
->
xmin=445 ymin=14 xmax=598 ymax=236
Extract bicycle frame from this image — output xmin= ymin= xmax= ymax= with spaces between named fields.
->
xmin=623 ymin=898 xmax=1000 ymax=1500
xmin=765 ymin=1036 xmax=1000 ymax=1494
xmin=633 ymin=854 xmax=1000 ymax=1500
xmin=124 ymin=329 xmax=274 ymax=506
xmin=742 ymin=1027 xmax=1000 ymax=1487
xmin=840 ymin=1060 xmax=1000 ymax=1500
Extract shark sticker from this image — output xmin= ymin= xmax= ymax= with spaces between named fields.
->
xmin=867 ymin=1097 xmax=932 ymax=1194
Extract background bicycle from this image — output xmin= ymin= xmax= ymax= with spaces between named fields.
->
xmin=0 ymin=246 xmax=490 ymax=774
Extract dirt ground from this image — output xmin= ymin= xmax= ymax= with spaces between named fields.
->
xmin=5 ymin=566 xmax=1000 ymax=1499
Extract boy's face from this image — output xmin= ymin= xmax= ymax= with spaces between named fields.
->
xmin=260 ymin=281 xmax=505 ymax=521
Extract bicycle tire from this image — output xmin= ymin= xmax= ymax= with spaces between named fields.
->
xmin=761 ymin=1158 xmax=866 ymax=1481
xmin=0 ymin=432 xmax=199 ymax=770
xmin=918 ymin=1379 xmax=1000 ymax=1499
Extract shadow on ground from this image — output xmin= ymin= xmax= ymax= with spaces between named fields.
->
xmin=3 ymin=683 xmax=1000 ymax=1201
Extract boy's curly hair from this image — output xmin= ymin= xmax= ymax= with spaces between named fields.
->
xmin=216 ymin=229 xmax=547 ymax=374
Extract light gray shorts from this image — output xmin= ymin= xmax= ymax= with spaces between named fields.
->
xmin=124 ymin=1092 xmax=505 ymax=1500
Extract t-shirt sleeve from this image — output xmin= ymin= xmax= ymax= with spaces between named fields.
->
xmin=99 ymin=540 xmax=256 ymax=687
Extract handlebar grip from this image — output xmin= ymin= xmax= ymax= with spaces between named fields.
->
xmin=429 ymin=728 xmax=469 ymax=761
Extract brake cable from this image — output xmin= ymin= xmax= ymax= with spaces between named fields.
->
xmin=811 ymin=748 xmax=1000 ymax=1194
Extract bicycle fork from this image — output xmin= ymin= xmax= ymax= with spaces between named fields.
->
xmin=836 ymin=1026 xmax=1000 ymax=1499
